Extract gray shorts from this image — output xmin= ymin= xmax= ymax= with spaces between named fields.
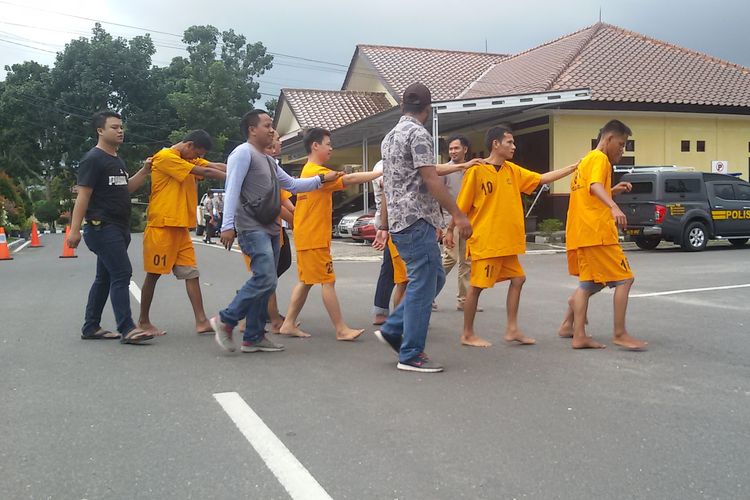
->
xmin=579 ymin=279 xmax=629 ymax=293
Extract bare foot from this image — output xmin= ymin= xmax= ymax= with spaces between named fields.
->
xmin=270 ymin=320 xmax=301 ymax=334
xmin=373 ymin=314 xmax=387 ymax=326
xmin=278 ymin=324 xmax=311 ymax=338
xmin=461 ymin=334 xmax=492 ymax=347
xmin=139 ymin=322 xmax=167 ymax=336
xmin=557 ymin=325 xmax=574 ymax=338
xmin=196 ymin=320 xmax=213 ymax=335
xmin=504 ymin=329 xmax=536 ymax=345
xmin=337 ymin=327 xmax=364 ymax=341
xmin=571 ymin=336 xmax=606 ymax=349
xmin=613 ymin=333 xmax=648 ymax=351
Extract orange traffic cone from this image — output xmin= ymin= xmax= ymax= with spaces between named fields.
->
xmin=0 ymin=227 xmax=13 ymax=261
xmin=59 ymin=225 xmax=78 ymax=259
xmin=30 ymin=221 xmax=43 ymax=248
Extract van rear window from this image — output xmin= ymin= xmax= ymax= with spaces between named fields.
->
xmin=628 ymin=182 xmax=653 ymax=194
xmin=665 ymin=178 xmax=701 ymax=193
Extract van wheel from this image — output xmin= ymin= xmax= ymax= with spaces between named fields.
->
xmin=681 ymin=221 xmax=708 ymax=251
xmin=634 ymin=236 xmax=661 ymax=250
xmin=729 ymin=238 xmax=749 ymax=247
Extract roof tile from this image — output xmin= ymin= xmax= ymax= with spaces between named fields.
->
xmin=281 ymin=89 xmax=393 ymax=131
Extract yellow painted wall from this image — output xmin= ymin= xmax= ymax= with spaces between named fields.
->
xmin=550 ymin=110 xmax=750 ymax=194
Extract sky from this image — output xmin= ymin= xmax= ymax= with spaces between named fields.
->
xmin=1 ymin=0 xmax=748 ymax=106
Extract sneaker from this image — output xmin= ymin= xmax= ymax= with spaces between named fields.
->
xmin=397 ymin=354 xmax=444 ymax=373
xmin=374 ymin=330 xmax=400 ymax=355
xmin=210 ymin=315 xmax=235 ymax=352
xmin=241 ymin=336 xmax=285 ymax=353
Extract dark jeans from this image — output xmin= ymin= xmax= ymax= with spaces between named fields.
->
xmin=82 ymin=223 xmax=136 ymax=336
xmin=372 ymin=243 xmax=394 ymax=316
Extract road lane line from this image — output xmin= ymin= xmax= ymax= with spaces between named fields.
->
xmin=12 ymin=240 xmax=32 ymax=253
xmin=213 ymin=392 xmax=332 ymax=500
xmin=631 ymin=283 xmax=750 ymax=298
xmin=129 ymin=281 xmax=142 ymax=303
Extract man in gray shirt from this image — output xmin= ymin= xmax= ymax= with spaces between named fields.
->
xmin=210 ymin=109 xmax=341 ymax=353
xmin=373 ymin=83 xmax=473 ymax=373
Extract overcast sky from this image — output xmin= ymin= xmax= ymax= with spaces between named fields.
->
xmin=1 ymin=0 xmax=748 ymax=106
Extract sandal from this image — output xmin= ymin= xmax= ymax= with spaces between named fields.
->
xmin=120 ymin=329 xmax=154 ymax=345
xmin=81 ymin=329 xmax=121 ymax=340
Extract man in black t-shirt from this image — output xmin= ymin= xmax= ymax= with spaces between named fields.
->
xmin=68 ymin=110 xmax=153 ymax=344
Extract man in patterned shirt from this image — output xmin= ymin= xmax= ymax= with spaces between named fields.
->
xmin=373 ymin=82 xmax=473 ymax=373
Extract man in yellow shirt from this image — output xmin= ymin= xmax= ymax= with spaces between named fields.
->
xmin=445 ymin=126 xmax=578 ymax=347
xmin=279 ymin=127 xmax=382 ymax=340
xmin=558 ymin=120 xmax=647 ymax=350
xmin=138 ymin=130 xmax=226 ymax=336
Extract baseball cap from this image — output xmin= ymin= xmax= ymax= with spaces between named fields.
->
xmin=402 ymin=82 xmax=432 ymax=106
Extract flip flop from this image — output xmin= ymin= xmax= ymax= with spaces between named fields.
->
xmin=81 ymin=329 xmax=121 ymax=340
xmin=120 ymin=329 xmax=154 ymax=345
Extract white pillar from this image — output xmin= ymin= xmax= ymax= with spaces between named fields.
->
xmin=362 ymin=136 xmax=369 ymax=213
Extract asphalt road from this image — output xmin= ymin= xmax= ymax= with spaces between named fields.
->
xmin=2 ymin=233 xmax=749 ymax=500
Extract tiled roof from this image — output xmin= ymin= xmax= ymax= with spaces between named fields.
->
xmin=281 ymin=89 xmax=394 ymax=130
xmin=355 ymin=45 xmax=508 ymax=101
xmin=462 ymin=23 xmax=750 ymax=108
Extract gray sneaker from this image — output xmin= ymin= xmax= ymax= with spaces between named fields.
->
xmin=210 ymin=315 xmax=236 ymax=352
xmin=241 ymin=336 xmax=285 ymax=353
xmin=397 ymin=353 xmax=444 ymax=373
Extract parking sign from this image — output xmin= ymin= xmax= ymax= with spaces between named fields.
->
xmin=711 ymin=160 xmax=728 ymax=174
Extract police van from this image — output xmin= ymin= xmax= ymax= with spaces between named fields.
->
xmin=613 ymin=166 xmax=750 ymax=251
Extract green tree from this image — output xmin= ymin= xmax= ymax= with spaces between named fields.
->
xmin=265 ymin=98 xmax=278 ymax=118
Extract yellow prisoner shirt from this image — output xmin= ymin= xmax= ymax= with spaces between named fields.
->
xmin=293 ymin=162 xmax=345 ymax=251
xmin=147 ymin=148 xmax=209 ymax=228
xmin=566 ymin=149 xmax=619 ymax=250
xmin=456 ymin=162 xmax=541 ymax=260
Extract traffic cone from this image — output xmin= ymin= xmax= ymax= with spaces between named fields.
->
xmin=0 ymin=227 xmax=13 ymax=261
xmin=30 ymin=221 xmax=43 ymax=248
xmin=59 ymin=225 xmax=78 ymax=259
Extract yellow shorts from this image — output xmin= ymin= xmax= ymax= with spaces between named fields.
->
xmin=568 ymin=245 xmax=633 ymax=285
xmin=388 ymin=239 xmax=408 ymax=284
xmin=143 ymin=226 xmax=198 ymax=278
xmin=297 ymin=248 xmax=335 ymax=285
xmin=470 ymin=255 xmax=525 ymax=289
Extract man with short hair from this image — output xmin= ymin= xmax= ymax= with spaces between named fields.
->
xmin=438 ymin=134 xmax=478 ymax=312
xmin=558 ymin=119 xmax=647 ymax=350
xmin=445 ymin=126 xmax=578 ymax=347
xmin=373 ymin=82 xmax=474 ymax=373
xmin=279 ymin=128 xmax=382 ymax=340
xmin=138 ymin=130 xmax=227 ymax=336
xmin=67 ymin=110 xmax=153 ymax=344
xmin=212 ymin=110 xmax=343 ymax=353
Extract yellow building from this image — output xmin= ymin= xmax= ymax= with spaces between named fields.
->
xmin=275 ymin=23 xmax=750 ymax=220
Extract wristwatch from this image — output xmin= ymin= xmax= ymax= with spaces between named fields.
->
xmin=318 ymin=173 xmax=326 ymax=183
xmin=377 ymin=225 xmax=388 ymax=231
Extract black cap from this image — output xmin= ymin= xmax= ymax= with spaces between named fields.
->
xmin=402 ymin=82 xmax=432 ymax=106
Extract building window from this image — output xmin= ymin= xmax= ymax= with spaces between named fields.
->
xmin=681 ymin=140 xmax=690 ymax=152
xmin=747 ymin=141 xmax=750 ymax=153
xmin=626 ymin=140 xmax=635 ymax=152
xmin=618 ymin=156 xmax=636 ymax=166
xmin=697 ymin=140 xmax=706 ymax=152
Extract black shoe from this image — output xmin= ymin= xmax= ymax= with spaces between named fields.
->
xmin=374 ymin=330 xmax=400 ymax=355
xmin=397 ymin=353 xmax=444 ymax=373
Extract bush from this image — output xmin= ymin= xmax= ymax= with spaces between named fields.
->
xmin=34 ymin=199 xmax=61 ymax=227
xmin=130 ymin=206 xmax=146 ymax=233
xmin=538 ymin=218 xmax=563 ymax=236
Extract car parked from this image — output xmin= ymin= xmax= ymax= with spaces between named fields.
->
xmin=614 ymin=166 xmax=750 ymax=251
xmin=351 ymin=214 xmax=376 ymax=242
xmin=337 ymin=210 xmax=367 ymax=239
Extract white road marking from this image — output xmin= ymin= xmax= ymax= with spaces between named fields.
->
xmin=12 ymin=240 xmax=32 ymax=253
xmin=631 ymin=283 xmax=750 ymax=298
xmin=129 ymin=281 xmax=142 ymax=303
xmin=213 ymin=392 xmax=332 ymax=500
xmin=191 ymin=238 xmax=242 ymax=254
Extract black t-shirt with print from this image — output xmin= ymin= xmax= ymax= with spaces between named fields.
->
xmin=76 ymin=147 xmax=131 ymax=227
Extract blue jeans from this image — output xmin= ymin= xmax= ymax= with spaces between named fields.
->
xmin=380 ymin=220 xmax=445 ymax=363
xmin=372 ymin=242 xmax=394 ymax=316
xmin=220 ymin=230 xmax=279 ymax=342
xmin=82 ymin=223 xmax=136 ymax=336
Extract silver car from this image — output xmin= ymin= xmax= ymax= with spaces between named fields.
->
xmin=337 ymin=210 xmax=366 ymax=239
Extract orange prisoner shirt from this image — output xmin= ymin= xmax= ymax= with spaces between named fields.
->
xmin=292 ymin=162 xmax=345 ymax=251
xmin=565 ymin=149 xmax=619 ymax=250
xmin=147 ymin=147 xmax=209 ymax=228
xmin=456 ymin=162 xmax=541 ymax=260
